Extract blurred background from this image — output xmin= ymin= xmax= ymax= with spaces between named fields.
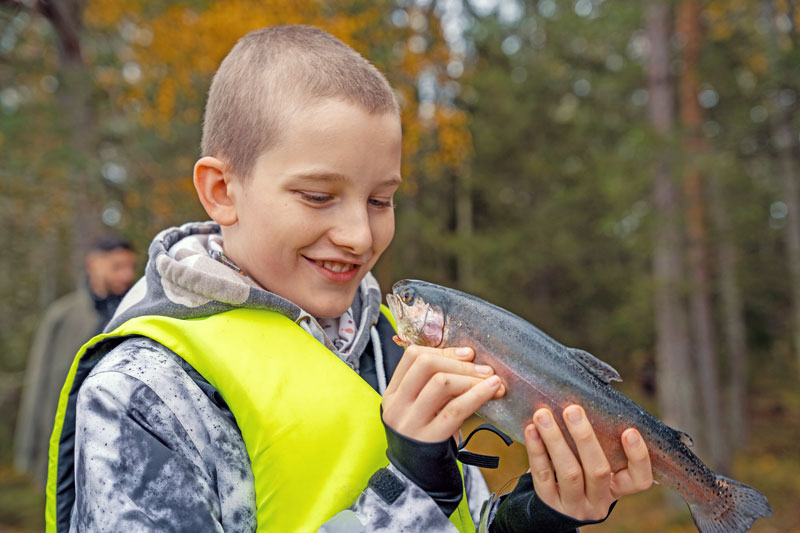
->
xmin=1 ymin=0 xmax=799 ymax=531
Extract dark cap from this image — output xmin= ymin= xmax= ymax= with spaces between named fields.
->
xmin=90 ymin=234 xmax=135 ymax=253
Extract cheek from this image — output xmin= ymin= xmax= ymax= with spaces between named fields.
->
xmin=372 ymin=213 xmax=395 ymax=253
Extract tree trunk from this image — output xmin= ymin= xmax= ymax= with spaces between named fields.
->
xmin=646 ymin=1 xmax=700 ymax=447
xmin=763 ymin=0 xmax=800 ymax=377
xmin=37 ymin=0 xmax=99 ymax=285
xmin=708 ymin=172 xmax=749 ymax=448
xmin=455 ymin=167 xmax=474 ymax=291
xmin=677 ymin=0 xmax=728 ymax=472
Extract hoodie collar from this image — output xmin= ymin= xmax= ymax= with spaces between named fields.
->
xmin=107 ymin=222 xmax=383 ymax=369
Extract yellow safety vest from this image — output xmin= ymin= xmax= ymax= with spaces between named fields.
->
xmin=47 ymin=306 xmax=475 ymax=532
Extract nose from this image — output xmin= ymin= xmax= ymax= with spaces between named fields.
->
xmin=329 ymin=202 xmax=373 ymax=255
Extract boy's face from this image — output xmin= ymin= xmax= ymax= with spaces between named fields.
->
xmin=224 ymin=99 xmax=402 ymax=318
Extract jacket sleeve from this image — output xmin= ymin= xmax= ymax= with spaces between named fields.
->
xmin=71 ymin=370 xmax=229 ymax=532
xmin=318 ymin=447 xmax=492 ymax=532
xmin=14 ymin=305 xmax=61 ymax=477
xmin=319 ymin=463 xmax=462 ymax=533
xmin=485 ymin=473 xmax=616 ymax=533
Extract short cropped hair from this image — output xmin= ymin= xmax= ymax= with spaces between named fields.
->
xmin=90 ymin=235 xmax=134 ymax=253
xmin=201 ymin=25 xmax=399 ymax=181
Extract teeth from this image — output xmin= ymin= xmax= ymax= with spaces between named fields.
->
xmin=314 ymin=260 xmax=355 ymax=273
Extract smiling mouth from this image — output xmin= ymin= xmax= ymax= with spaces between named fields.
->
xmin=312 ymin=259 xmax=358 ymax=273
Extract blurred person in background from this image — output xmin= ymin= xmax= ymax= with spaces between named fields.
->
xmin=14 ymin=235 xmax=137 ymax=489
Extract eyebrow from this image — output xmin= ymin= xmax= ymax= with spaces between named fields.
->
xmin=289 ymin=171 xmax=402 ymax=186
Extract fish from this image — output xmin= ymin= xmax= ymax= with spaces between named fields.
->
xmin=386 ymin=279 xmax=772 ymax=533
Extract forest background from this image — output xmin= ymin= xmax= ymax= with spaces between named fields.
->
xmin=1 ymin=0 xmax=799 ymax=531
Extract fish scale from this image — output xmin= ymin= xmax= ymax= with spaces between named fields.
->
xmin=386 ymin=279 xmax=772 ymax=533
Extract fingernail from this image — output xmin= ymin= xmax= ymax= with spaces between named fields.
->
xmin=566 ymin=406 xmax=583 ymax=424
xmin=626 ymin=431 xmax=640 ymax=446
xmin=475 ymin=364 xmax=493 ymax=376
xmin=527 ymin=424 xmax=540 ymax=441
xmin=485 ymin=375 xmax=501 ymax=387
xmin=455 ymin=347 xmax=472 ymax=356
xmin=536 ymin=411 xmax=553 ymax=428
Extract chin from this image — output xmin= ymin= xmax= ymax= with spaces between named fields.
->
xmin=311 ymin=306 xmax=350 ymax=320
xmin=307 ymin=295 xmax=355 ymax=319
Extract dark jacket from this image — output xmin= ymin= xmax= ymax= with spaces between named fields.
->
xmin=15 ymin=288 xmax=103 ymax=488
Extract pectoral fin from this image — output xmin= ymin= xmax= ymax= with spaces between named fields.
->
xmin=568 ymin=348 xmax=622 ymax=383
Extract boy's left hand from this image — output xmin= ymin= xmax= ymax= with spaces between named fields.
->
xmin=524 ymin=405 xmax=653 ymax=521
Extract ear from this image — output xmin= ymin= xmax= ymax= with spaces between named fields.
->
xmin=84 ymin=251 xmax=106 ymax=294
xmin=85 ymin=252 xmax=99 ymax=274
xmin=193 ymin=156 xmax=238 ymax=226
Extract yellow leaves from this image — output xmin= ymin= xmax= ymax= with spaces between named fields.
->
xmin=84 ymin=0 xmax=143 ymax=28
xmin=705 ymin=1 xmax=727 ymax=19
xmin=155 ymin=77 xmax=176 ymax=125
xmin=150 ymin=174 xmax=195 ymax=224
xmin=324 ymin=6 xmax=384 ymax=51
xmin=82 ymin=0 xmax=472 ymax=208
xmin=434 ymin=107 xmax=472 ymax=169
xmin=126 ymin=190 xmax=142 ymax=210
xmin=709 ymin=21 xmax=733 ymax=41
xmin=747 ymin=52 xmax=769 ymax=73
xmin=703 ymin=0 xmax=750 ymax=42
xmin=399 ymin=103 xmax=472 ymax=195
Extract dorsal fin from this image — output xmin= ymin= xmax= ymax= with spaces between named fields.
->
xmin=568 ymin=348 xmax=622 ymax=383
xmin=676 ymin=429 xmax=694 ymax=447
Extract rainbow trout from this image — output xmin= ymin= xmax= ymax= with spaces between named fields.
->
xmin=386 ymin=280 xmax=772 ymax=533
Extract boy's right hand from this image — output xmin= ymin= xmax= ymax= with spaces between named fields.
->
xmin=378 ymin=345 xmax=504 ymax=516
xmin=381 ymin=345 xmax=505 ymax=442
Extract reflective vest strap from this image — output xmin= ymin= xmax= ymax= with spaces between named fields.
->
xmin=110 ymin=310 xmax=389 ymax=531
xmin=379 ymin=303 xmax=397 ymax=330
xmin=449 ymin=461 xmax=476 ymax=532
xmin=46 ymin=332 xmax=133 ymax=532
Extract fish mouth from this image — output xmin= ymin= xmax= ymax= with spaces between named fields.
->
xmin=386 ymin=293 xmax=403 ymax=321
xmin=386 ymin=294 xmax=411 ymax=346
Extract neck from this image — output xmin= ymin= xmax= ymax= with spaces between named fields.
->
xmin=89 ymin=280 xmax=108 ymax=299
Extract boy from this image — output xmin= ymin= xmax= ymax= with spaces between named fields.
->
xmin=47 ymin=26 xmax=652 ymax=532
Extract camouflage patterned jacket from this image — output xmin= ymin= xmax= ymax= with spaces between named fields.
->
xmin=64 ymin=222 xmax=492 ymax=532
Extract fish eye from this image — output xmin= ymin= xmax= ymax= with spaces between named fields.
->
xmin=400 ymin=289 xmax=414 ymax=304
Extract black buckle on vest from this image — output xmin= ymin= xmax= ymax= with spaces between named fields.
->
xmin=456 ymin=424 xmax=514 ymax=469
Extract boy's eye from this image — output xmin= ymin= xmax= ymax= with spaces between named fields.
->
xmin=369 ymin=197 xmax=394 ymax=209
xmin=298 ymin=192 xmax=333 ymax=204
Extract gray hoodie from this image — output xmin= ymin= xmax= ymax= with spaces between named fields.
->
xmin=64 ymin=221 xmax=490 ymax=532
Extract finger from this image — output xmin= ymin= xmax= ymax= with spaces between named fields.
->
xmin=413 ymin=373 xmax=489 ymax=421
xmin=428 ymin=375 xmax=502 ymax=440
xmin=393 ymin=349 xmax=494 ymax=406
xmin=441 ymin=346 xmax=476 ymax=361
xmin=383 ymin=344 xmax=424 ymax=396
xmin=534 ymin=408 xmax=585 ymax=505
xmin=562 ymin=405 xmax=612 ymax=505
xmin=610 ymin=429 xmax=653 ymax=497
xmin=524 ymin=422 xmax=560 ymax=508
xmin=384 ymin=345 xmax=475 ymax=396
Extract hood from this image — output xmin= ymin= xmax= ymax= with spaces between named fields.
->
xmin=107 ymin=221 xmax=383 ymax=369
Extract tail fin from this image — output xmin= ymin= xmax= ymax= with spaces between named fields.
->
xmin=688 ymin=475 xmax=772 ymax=533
